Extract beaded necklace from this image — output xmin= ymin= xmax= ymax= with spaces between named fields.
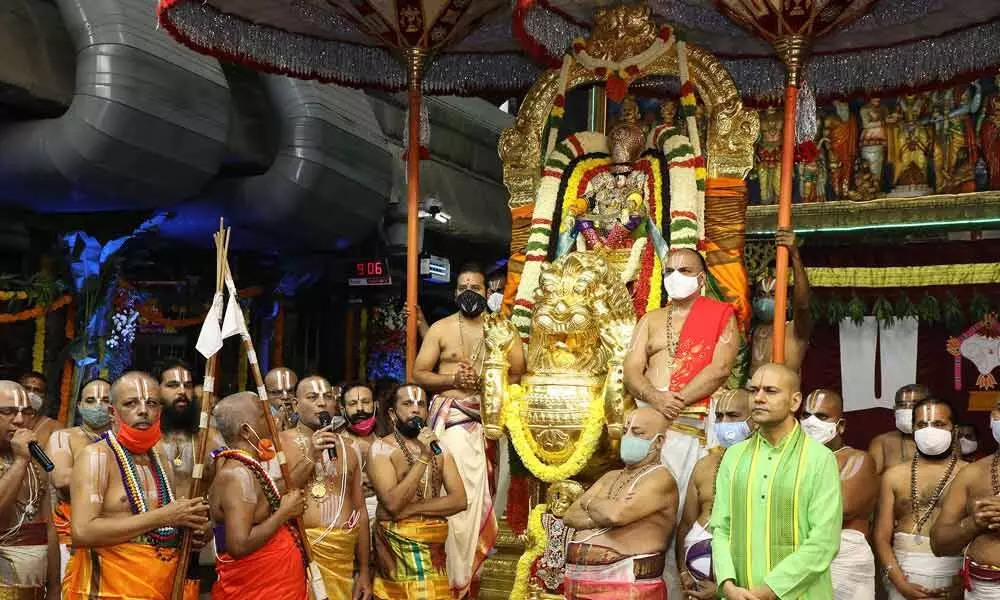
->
xmin=663 ymin=302 xmax=679 ymax=371
xmin=102 ymin=432 xmax=178 ymax=547
xmin=992 ymin=451 xmax=1000 ymax=496
xmin=909 ymin=452 xmax=959 ymax=535
xmin=393 ymin=429 xmax=440 ymax=500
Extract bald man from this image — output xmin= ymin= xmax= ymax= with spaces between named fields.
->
xmin=264 ymin=367 xmax=299 ymax=430
xmin=562 ymin=407 xmax=678 ymax=599
xmin=869 ymin=383 xmax=932 ymax=475
xmin=624 ymin=248 xmax=739 ymax=596
xmin=0 ymin=380 xmax=56 ymax=597
xmin=280 ymin=376 xmax=371 ymax=599
xmin=210 ymin=392 xmax=308 ymax=600
xmin=801 ymin=389 xmax=879 ymax=600
xmin=48 ymin=378 xmax=112 ymax=579
xmin=676 ymin=389 xmax=754 ymax=599
xmin=713 ymin=364 xmax=842 ymax=600
xmin=64 ymin=372 xmax=209 ymax=600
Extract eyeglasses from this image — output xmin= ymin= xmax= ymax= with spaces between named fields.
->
xmin=0 ymin=406 xmax=37 ymax=418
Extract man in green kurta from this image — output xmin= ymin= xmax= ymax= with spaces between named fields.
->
xmin=711 ymin=363 xmax=842 ymax=600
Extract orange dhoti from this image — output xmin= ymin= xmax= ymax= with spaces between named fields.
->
xmin=62 ymin=540 xmax=198 ymax=600
xmin=212 ymin=526 xmax=306 ymax=600
xmin=53 ymin=499 xmax=72 ymax=581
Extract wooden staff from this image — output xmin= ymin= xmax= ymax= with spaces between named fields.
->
xmin=170 ymin=221 xmax=229 ymax=600
xmin=222 ymin=262 xmax=329 ymax=600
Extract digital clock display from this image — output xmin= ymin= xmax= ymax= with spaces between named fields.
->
xmin=348 ymin=258 xmax=391 ymax=287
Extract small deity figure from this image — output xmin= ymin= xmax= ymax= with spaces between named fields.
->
xmin=859 ymin=97 xmax=888 ymax=190
xmin=979 ymin=75 xmax=1000 ymax=190
xmin=890 ymin=94 xmax=934 ymax=195
xmin=660 ymin=98 xmax=678 ymax=129
xmin=756 ymin=106 xmax=783 ymax=205
xmin=530 ymin=480 xmax=586 ymax=595
xmin=824 ymin=100 xmax=857 ymax=199
xmin=795 ymin=139 xmax=827 ymax=203
xmin=556 ymin=96 xmax=648 ymax=257
xmin=936 ymin=83 xmax=981 ymax=193
xmin=845 ymin=157 xmax=879 ymax=202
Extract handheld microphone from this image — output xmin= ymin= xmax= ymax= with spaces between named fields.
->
xmin=412 ymin=417 xmax=442 ymax=456
xmin=317 ymin=412 xmax=337 ymax=459
xmin=28 ymin=441 xmax=54 ymax=472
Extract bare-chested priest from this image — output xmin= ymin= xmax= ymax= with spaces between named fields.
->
xmin=264 ymin=367 xmax=299 ymax=430
xmin=750 ymin=228 xmax=813 ymax=374
xmin=64 ymin=371 xmax=210 ymax=599
xmin=675 ymin=388 xmax=754 ymax=600
xmin=562 ymin=407 xmax=678 ymax=599
xmin=48 ymin=378 xmax=112 ymax=579
xmin=340 ymin=381 xmax=380 ymax=522
xmin=367 ymin=383 xmax=467 ymax=599
xmin=931 ymin=399 xmax=1000 ymax=599
xmin=869 ymin=383 xmax=932 ymax=475
xmin=875 ymin=397 xmax=965 ymax=600
xmin=20 ymin=371 xmax=59 ymax=450
xmin=209 ymin=392 xmax=309 ymax=599
xmin=801 ymin=389 xmax=880 ymax=600
xmin=0 ymin=380 xmax=56 ymax=598
xmin=413 ymin=263 xmax=524 ymax=598
xmin=279 ymin=375 xmax=371 ymax=599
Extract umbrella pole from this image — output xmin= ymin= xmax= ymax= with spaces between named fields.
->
xmin=404 ymin=48 xmax=427 ymax=379
xmin=771 ymin=35 xmax=806 ymax=365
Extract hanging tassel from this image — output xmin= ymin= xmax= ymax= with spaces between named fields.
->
xmin=795 ymin=80 xmax=817 ymax=145
xmin=401 ymin=102 xmax=431 ymax=164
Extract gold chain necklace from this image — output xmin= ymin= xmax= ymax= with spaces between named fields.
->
xmin=457 ymin=315 xmax=485 ymax=383
xmin=663 ymin=302 xmax=679 ymax=370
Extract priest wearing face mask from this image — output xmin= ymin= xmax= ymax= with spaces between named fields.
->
xmin=48 ymin=378 xmax=112 ymax=580
xmin=64 ymin=371 xmax=210 ymax=600
xmin=931 ymin=401 xmax=1000 ymax=598
xmin=413 ymin=263 xmax=524 ymax=598
xmin=712 ymin=364 xmax=843 ymax=600
xmin=340 ymin=382 xmax=380 ymax=522
xmin=957 ymin=424 xmax=986 ymax=462
xmin=869 ymin=383 xmax=932 ymax=475
xmin=750 ymin=229 xmax=813 ymax=374
xmin=278 ymin=376 xmax=371 ymax=599
xmin=209 ymin=392 xmax=310 ymax=600
xmin=561 ymin=407 xmax=678 ymax=599
xmin=19 ymin=370 xmax=60 ymax=449
xmin=801 ymin=388 xmax=879 ymax=600
xmin=875 ymin=397 xmax=965 ymax=600
xmin=367 ymin=383 xmax=467 ymax=600
xmin=676 ymin=388 xmax=754 ymax=600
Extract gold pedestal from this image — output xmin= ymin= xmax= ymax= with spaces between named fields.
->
xmin=479 ymin=521 xmax=525 ymax=599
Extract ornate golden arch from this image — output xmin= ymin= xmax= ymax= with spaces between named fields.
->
xmin=499 ymin=6 xmax=759 ymax=210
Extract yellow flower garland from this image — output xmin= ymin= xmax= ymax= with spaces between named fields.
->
xmin=505 ymin=384 xmax=606 ymax=482
xmin=32 ymin=314 xmax=45 ymax=373
xmin=511 ymin=503 xmax=549 ymax=600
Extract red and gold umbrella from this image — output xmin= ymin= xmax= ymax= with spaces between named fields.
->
xmin=159 ymin=0 xmax=526 ymax=374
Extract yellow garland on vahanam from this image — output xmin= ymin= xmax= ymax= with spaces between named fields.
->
xmin=505 ymin=384 xmax=605 ymax=483
xmin=32 ymin=314 xmax=45 ymax=373
xmin=511 ymin=503 xmax=549 ymax=600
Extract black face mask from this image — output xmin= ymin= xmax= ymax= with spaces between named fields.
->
xmin=395 ymin=415 xmax=423 ymax=438
xmin=456 ymin=290 xmax=487 ymax=318
xmin=348 ymin=410 xmax=374 ymax=424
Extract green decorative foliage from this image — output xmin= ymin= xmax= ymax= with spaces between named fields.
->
xmin=826 ymin=296 xmax=846 ymax=325
xmin=873 ymin=297 xmax=895 ymax=327
xmin=847 ymin=294 xmax=867 ymax=326
xmin=942 ymin=293 xmax=965 ymax=332
xmin=917 ymin=293 xmax=941 ymax=323
xmin=894 ymin=294 xmax=917 ymax=320
xmin=810 ymin=296 xmax=824 ymax=324
xmin=969 ymin=292 xmax=993 ymax=322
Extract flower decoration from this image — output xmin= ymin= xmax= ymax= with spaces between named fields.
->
xmin=366 ymin=298 xmax=406 ymax=382
xmin=511 ymin=503 xmax=548 ymax=600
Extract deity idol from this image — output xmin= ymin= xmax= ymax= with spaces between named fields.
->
xmin=980 ymin=76 xmax=1000 ymax=190
xmin=859 ymin=97 xmax=888 ymax=190
xmin=936 ymin=83 xmax=981 ymax=193
xmin=891 ymin=94 xmax=933 ymax=195
xmin=824 ymin=100 xmax=857 ymax=199
xmin=529 ymin=480 xmax=586 ymax=596
xmin=756 ymin=107 xmax=783 ymax=204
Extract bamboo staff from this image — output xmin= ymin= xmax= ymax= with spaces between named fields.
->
xmin=222 ymin=262 xmax=329 ymax=600
xmin=169 ymin=222 xmax=228 ymax=600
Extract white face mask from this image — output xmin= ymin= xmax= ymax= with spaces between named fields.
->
xmin=895 ymin=409 xmax=913 ymax=434
xmin=959 ymin=439 xmax=978 ymax=455
xmin=801 ymin=415 xmax=839 ymax=445
xmin=914 ymin=427 xmax=953 ymax=456
xmin=664 ymin=271 xmax=700 ymax=300
xmin=27 ymin=392 xmax=44 ymax=412
xmin=993 ymin=419 xmax=1000 ymax=444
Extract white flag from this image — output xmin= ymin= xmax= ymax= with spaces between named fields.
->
xmin=195 ymin=292 xmax=224 ymax=358
xmin=221 ymin=270 xmax=248 ymax=339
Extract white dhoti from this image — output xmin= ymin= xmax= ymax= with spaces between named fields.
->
xmin=59 ymin=543 xmax=70 ymax=581
xmin=831 ymin=529 xmax=876 ymax=600
xmin=365 ymin=495 xmax=379 ymax=522
xmin=0 ymin=543 xmax=47 ymax=588
xmin=968 ymin=578 xmax=1000 ymax=599
xmin=430 ymin=395 xmax=498 ymax=599
xmin=683 ymin=520 xmax=713 ymax=582
xmin=889 ymin=532 xmax=963 ymax=600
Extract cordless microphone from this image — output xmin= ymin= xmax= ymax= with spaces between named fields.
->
xmin=412 ymin=417 xmax=442 ymax=456
xmin=28 ymin=441 xmax=54 ymax=472
xmin=317 ymin=412 xmax=337 ymax=459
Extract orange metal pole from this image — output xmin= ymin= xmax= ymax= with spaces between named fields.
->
xmin=404 ymin=50 xmax=425 ymax=379
xmin=771 ymin=84 xmax=798 ymax=365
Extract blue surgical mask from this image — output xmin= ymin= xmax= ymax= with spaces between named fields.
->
xmin=620 ymin=434 xmax=660 ymax=465
xmin=79 ymin=404 xmax=110 ymax=428
xmin=992 ymin=419 xmax=1000 ymax=444
xmin=714 ymin=420 xmax=752 ymax=448
xmin=753 ymin=298 xmax=775 ymax=322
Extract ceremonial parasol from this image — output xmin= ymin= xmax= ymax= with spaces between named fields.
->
xmin=158 ymin=1 xmax=531 ymax=375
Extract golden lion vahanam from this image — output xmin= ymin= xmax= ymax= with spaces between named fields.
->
xmin=482 ymin=252 xmax=636 ymax=476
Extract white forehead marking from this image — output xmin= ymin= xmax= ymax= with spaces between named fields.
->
xmin=13 ymin=389 xmax=28 ymax=408
xmin=308 ymin=380 xmax=329 ymax=395
xmin=279 ymin=371 xmax=291 ymax=390
xmin=405 ymin=386 xmax=422 ymax=403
